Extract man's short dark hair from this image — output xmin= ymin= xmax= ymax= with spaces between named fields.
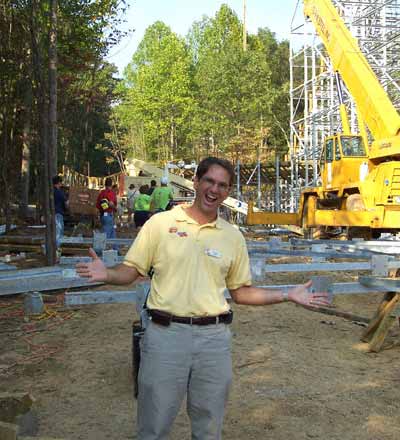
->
xmin=150 ymin=180 xmax=157 ymax=186
xmin=195 ymin=157 xmax=235 ymax=186
xmin=52 ymin=175 xmax=62 ymax=185
xmin=140 ymin=184 xmax=149 ymax=194
xmin=105 ymin=177 xmax=113 ymax=187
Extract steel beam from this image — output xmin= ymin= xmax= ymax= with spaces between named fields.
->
xmin=64 ymin=281 xmax=390 ymax=307
xmin=248 ymin=248 xmax=371 ymax=259
xmin=65 ymin=289 xmax=140 ymax=306
xmin=59 ymin=256 xmax=125 ymax=266
xmin=61 ymin=237 xmax=134 ymax=246
xmin=359 ymin=276 xmax=400 ymax=292
xmin=0 ymin=266 xmax=102 ymax=295
xmin=262 ymin=261 xmax=371 ymax=273
xmin=0 ymin=263 xmax=16 ymax=271
xmin=260 ymin=282 xmax=389 ymax=295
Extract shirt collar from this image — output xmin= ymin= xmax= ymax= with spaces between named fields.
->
xmin=173 ymin=205 xmax=223 ymax=229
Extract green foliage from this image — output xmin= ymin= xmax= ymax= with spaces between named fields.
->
xmin=0 ymin=0 xmax=128 ymax=195
xmin=117 ymin=4 xmax=290 ymax=165
xmin=54 ymin=0 xmax=129 ymax=175
xmin=119 ymin=21 xmax=195 ymax=162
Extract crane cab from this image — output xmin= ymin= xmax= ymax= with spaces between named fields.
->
xmin=319 ymin=135 xmax=368 ymax=192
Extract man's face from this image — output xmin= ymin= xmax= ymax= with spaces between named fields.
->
xmin=193 ymin=165 xmax=231 ymax=216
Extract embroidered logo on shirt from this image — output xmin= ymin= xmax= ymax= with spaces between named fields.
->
xmin=205 ymin=248 xmax=222 ymax=258
xmin=169 ymin=227 xmax=187 ymax=237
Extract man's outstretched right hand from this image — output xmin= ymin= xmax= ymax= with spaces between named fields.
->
xmin=76 ymin=248 xmax=108 ymax=283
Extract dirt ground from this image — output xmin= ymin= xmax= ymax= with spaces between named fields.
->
xmin=2 ymin=263 xmax=400 ymax=439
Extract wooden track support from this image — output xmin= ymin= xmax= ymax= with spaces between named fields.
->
xmin=361 ymin=292 xmax=400 ymax=352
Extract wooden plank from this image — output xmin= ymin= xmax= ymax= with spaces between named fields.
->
xmin=305 ymin=305 xmax=369 ymax=323
xmin=361 ymin=292 xmax=396 ymax=342
xmin=0 ymin=244 xmax=42 ymax=253
xmin=0 ymin=235 xmax=44 ymax=244
xmin=368 ymin=294 xmax=400 ymax=352
xmin=68 ymin=186 xmax=99 ymax=216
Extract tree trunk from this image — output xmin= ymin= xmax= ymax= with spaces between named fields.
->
xmin=48 ymin=0 xmax=58 ymax=177
xmin=30 ymin=0 xmax=56 ymax=265
xmin=81 ymin=102 xmax=90 ymax=164
xmin=0 ymin=114 xmax=11 ymax=230
xmin=20 ymin=85 xmax=32 ymax=219
xmin=170 ymin=119 xmax=174 ymax=161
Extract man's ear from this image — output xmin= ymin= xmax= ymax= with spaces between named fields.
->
xmin=221 ymin=192 xmax=230 ymax=203
xmin=193 ymin=176 xmax=199 ymax=191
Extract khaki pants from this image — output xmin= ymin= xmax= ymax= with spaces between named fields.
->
xmin=137 ymin=320 xmax=232 ymax=440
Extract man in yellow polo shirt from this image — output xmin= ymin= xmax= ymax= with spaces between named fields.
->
xmin=76 ymin=157 xmax=329 ymax=440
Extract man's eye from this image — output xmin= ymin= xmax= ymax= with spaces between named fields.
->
xmin=202 ymin=177 xmax=229 ymax=191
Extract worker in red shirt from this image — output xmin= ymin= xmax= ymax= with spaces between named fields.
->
xmin=96 ymin=177 xmax=117 ymax=239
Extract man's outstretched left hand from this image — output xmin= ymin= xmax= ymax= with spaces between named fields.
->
xmin=289 ymin=280 xmax=332 ymax=308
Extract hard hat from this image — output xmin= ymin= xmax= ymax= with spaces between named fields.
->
xmin=160 ymin=176 xmax=168 ymax=185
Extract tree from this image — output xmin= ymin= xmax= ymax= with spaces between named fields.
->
xmin=120 ymin=21 xmax=195 ymax=162
xmin=116 ymin=5 xmax=291 ymax=168
xmin=0 ymin=0 xmax=129 ymax=263
xmin=189 ymin=7 xmax=285 ymax=161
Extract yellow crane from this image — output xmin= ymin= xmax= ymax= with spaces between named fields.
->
xmin=247 ymin=0 xmax=400 ymax=239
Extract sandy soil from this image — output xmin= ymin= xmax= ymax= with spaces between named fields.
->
xmin=2 ymin=269 xmax=400 ymax=439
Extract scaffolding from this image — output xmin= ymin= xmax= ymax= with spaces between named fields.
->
xmin=289 ymin=0 xmax=400 ymax=211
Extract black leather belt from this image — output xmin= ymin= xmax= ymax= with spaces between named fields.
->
xmin=148 ymin=309 xmax=233 ymax=326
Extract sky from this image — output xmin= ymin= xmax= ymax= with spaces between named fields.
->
xmin=107 ymin=0 xmax=299 ymax=76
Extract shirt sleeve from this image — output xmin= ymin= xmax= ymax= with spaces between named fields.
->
xmin=123 ymin=217 xmax=157 ymax=276
xmin=225 ymin=233 xmax=252 ymax=290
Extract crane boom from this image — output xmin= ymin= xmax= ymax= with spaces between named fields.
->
xmin=304 ymin=0 xmax=400 ymax=149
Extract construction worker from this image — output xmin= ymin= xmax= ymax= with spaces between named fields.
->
xmin=52 ymin=175 xmax=68 ymax=251
xmin=127 ymin=184 xmax=139 ymax=224
xmin=149 ymin=176 xmax=173 ymax=213
xmin=96 ymin=177 xmax=117 ymax=239
xmin=147 ymin=179 xmax=157 ymax=195
xmin=133 ymin=185 xmax=151 ymax=229
xmin=76 ymin=157 xmax=330 ymax=440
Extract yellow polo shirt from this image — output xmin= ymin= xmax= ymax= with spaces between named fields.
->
xmin=123 ymin=205 xmax=252 ymax=316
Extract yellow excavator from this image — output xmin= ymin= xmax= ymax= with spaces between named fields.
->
xmin=246 ymin=0 xmax=400 ymax=239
